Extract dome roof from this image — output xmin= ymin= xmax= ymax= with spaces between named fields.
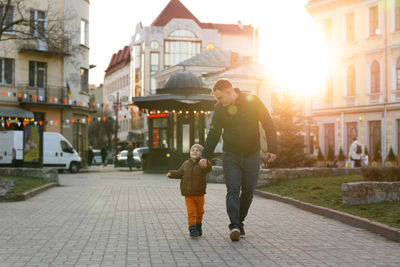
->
xmin=157 ymin=72 xmax=211 ymax=94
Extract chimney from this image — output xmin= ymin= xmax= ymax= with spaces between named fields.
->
xmin=238 ymin=20 xmax=243 ymax=29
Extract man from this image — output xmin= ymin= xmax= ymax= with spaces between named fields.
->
xmin=199 ymin=79 xmax=277 ymax=241
xmin=348 ymin=137 xmax=364 ymax=167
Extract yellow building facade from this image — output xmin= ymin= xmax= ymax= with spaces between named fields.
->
xmin=0 ymin=0 xmax=90 ymax=159
xmin=307 ymin=0 xmax=400 ymax=162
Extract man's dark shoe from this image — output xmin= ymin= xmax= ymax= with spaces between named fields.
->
xmin=195 ymin=223 xmax=202 ymax=236
xmin=230 ymin=228 xmax=240 ymax=241
xmin=189 ymin=225 xmax=200 ymax=237
xmin=239 ymin=223 xmax=245 ymax=238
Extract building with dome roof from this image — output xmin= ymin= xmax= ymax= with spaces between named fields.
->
xmin=133 ymin=71 xmax=218 ymax=172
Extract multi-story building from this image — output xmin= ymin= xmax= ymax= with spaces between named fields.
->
xmin=129 ymin=0 xmax=260 ymax=146
xmin=0 ymin=0 xmax=90 ymax=158
xmin=103 ymin=45 xmax=133 ymax=144
xmin=306 ymin=0 xmax=400 ymax=162
xmin=131 ymin=0 xmax=258 ymax=98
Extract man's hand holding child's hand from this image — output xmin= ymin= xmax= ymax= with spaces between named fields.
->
xmin=199 ymin=158 xmax=208 ymax=168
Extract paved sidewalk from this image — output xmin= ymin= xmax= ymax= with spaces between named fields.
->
xmin=0 ymin=170 xmax=399 ymax=267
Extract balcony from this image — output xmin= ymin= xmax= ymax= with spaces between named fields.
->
xmin=392 ymin=90 xmax=400 ymax=101
xmin=18 ymin=39 xmax=69 ymax=56
xmin=323 ymin=97 xmax=334 ymax=108
xmin=367 ymin=92 xmax=382 ymax=104
xmin=343 ymin=95 xmax=356 ymax=106
xmin=18 ymin=84 xmax=69 ymax=105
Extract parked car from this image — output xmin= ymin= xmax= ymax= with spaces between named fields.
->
xmin=92 ymin=149 xmax=113 ymax=165
xmin=133 ymin=147 xmax=149 ymax=168
xmin=92 ymin=149 xmax=102 ymax=165
xmin=115 ymin=150 xmax=129 ymax=167
xmin=115 ymin=147 xmax=148 ymax=168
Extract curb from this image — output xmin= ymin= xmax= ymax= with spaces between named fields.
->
xmin=254 ymin=190 xmax=400 ymax=242
xmin=22 ymin=183 xmax=59 ymax=200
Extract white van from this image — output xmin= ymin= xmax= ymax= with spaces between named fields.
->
xmin=43 ymin=132 xmax=81 ymax=173
xmin=0 ymin=131 xmax=24 ymax=165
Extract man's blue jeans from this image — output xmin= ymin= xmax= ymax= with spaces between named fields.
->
xmin=222 ymin=152 xmax=260 ymax=230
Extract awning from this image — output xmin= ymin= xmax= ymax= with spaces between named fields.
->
xmin=0 ymin=107 xmax=35 ymax=119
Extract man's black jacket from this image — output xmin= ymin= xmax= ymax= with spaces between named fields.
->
xmin=202 ymin=90 xmax=277 ymax=159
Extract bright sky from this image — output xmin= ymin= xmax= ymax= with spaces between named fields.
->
xmin=89 ymin=0 xmax=330 ymax=95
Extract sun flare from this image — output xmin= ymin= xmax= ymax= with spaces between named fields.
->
xmin=258 ymin=1 xmax=332 ymax=97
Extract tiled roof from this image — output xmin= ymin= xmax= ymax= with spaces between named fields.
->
xmin=178 ymin=50 xmax=237 ymax=67
xmin=202 ymin=23 xmax=253 ymax=35
xmin=151 ymin=0 xmax=253 ymax=35
xmin=105 ymin=45 xmax=130 ymax=76
xmin=151 ymin=0 xmax=202 ymax=27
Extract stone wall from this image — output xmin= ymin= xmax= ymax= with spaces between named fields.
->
xmin=0 ymin=168 xmax=58 ymax=183
xmin=0 ymin=179 xmax=16 ymax=200
xmin=342 ymin=182 xmax=400 ymax=204
xmin=206 ymin=166 xmax=361 ymax=185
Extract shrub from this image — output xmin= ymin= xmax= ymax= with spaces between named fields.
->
xmin=317 ymin=147 xmax=324 ymax=161
xmin=373 ymin=142 xmax=381 ymax=162
xmin=387 ymin=146 xmax=396 ymax=162
xmin=327 ymin=146 xmax=335 ymax=161
xmin=338 ymin=147 xmax=345 ymax=161
xmin=360 ymin=166 xmax=400 ymax=182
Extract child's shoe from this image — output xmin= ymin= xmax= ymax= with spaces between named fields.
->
xmin=195 ymin=223 xmax=202 ymax=236
xmin=189 ymin=225 xmax=200 ymax=237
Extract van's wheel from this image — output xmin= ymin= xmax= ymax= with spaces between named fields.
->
xmin=69 ymin=162 xmax=80 ymax=173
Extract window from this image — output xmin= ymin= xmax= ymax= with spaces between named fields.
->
xmin=396 ymin=58 xmax=400 ymax=90
xmin=61 ymin=140 xmax=74 ymax=153
xmin=324 ymin=18 xmax=332 ymax=43
xmin=371 ymin=60 xmax=380 ymax=93
xmin=396 ymin=0 xmax=400 ymax=31
xmin=169 ymin=29 xmax=196 ymax=38
xmin=29 ymin=61 xmax=46 ymax=88
xmin=80 ymin=19 xmax=89 ymax=46
xmin=369 ymin=120 xmax=381 ymax=159
xmin=346 ymin=13 xmax=354 ymax=42
xmin=346 ymin=122 xmax=358 ymax=154
xmin=150 ymin=53 xmax=159 ymax=72
xmin=347 ymin=65 xmax=356 ymax=96
xmin=164 ymin=40 xmax=201 ymax=67
xmin=369 ymin=6 xmax=379 ymax=36
xmin=0 ymin=58 xmax=13 ymax=85
xmin=0 ymin=5 xmax=16 ymax=34
xmin=80 ymin=68 xmax=88 ymax=93
xmin=397 ymin=119 xmax=400 ymax=154
xmin=326 ymin=74 xmax=333 ymax=99
xmin=324 ymin=123 xmax=335 ymax=156
xmin=30 ymin=10 xmax=47 ymax=39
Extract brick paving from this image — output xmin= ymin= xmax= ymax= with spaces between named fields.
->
xmin=0 ymin=167 xmax=399 ymax=266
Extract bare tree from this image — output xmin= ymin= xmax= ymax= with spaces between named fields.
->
xmin=0 ymin=0 xmax=78 ymax=54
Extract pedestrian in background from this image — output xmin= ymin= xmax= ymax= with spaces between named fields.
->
xmin=87 ymin=146 xmax=94 ymax=166
xmin=199 ymin=79 xmax=277 ymax=241
xmin=101 ymin=146 xmax=107 ymax=167
xmin=348 ymin=137 xmax=364 ymax=167
xmin=167 ymin=144 xmax=212 ymax=238
xmin=127 ymin=142 xmax=134 ymax=171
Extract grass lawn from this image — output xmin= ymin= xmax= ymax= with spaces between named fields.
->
xmin=258 ymin=174 xmax=400 ymax=229
xmin=0 ymin=176 xmax=52 ymax=195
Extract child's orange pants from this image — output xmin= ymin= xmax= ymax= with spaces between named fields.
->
xmin=185 ymin=195 xmax=204 ymax=226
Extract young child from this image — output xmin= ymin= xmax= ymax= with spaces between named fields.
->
xmin=167 ymin=144 xmax=212 ymax=237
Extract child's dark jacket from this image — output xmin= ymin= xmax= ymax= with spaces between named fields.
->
xmin=168 ymin=159 xmax=212 ymax=196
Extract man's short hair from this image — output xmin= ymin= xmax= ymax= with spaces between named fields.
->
xmin=213 ymin=79 xmax=233 ymax=92
xmin=353 ymin=137 xmax=358 ymax=141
